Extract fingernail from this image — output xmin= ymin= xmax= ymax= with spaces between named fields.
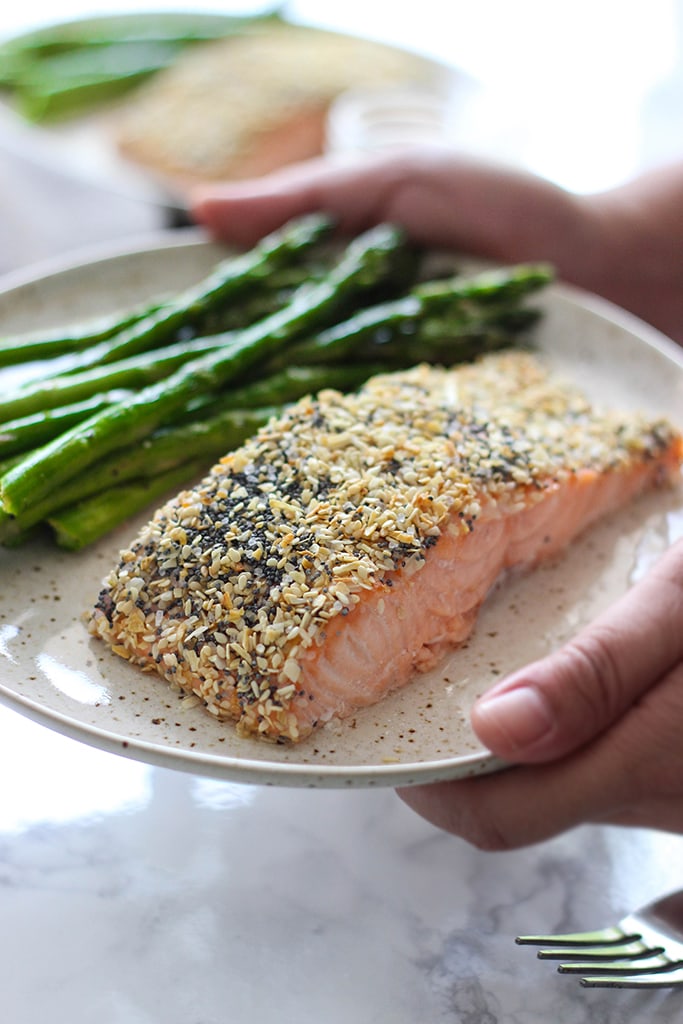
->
xmin=474 ymin=686 xmax=554 ymax=752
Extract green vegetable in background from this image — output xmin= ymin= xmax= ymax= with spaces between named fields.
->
xmin=0 ymin=8 xmax=284 ymax=120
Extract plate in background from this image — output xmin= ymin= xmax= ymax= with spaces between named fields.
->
xmin=0 ymin=11 xmax=472 ymax=207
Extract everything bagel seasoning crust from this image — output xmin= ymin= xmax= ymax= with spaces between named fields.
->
xmin=87 ymin=352 xmax=683 ymax=742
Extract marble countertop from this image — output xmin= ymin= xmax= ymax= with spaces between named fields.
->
xmin=2 ymin=702 xmax=683 ymax=1023
xmin=1 ymin=3 xmax=683 ymax=1021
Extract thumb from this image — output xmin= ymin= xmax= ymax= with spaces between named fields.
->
xmin=471 ymin=539 xmax=683 ymax=764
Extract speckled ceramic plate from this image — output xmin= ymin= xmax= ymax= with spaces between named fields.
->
xmin=0 ymin=232 xmax=681 ymax=787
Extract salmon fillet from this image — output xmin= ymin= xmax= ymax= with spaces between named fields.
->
xmin=87 ymin=351 xmax=683 ymax=742
xmin=114 ymin=24 xmax=441 ymax=184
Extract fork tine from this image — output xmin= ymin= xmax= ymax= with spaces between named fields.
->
xmin=559 ymin=953 xmax=681 ymax=975
xmin=516 ymin=926 xmax=638 ymax=947
xmin=516 ymin=887 xmax=683 ymax=989
xmin=581 ymin=965 xmax=683 ymax=989
xmin=537 ymin=940 xmax=660 ymax=962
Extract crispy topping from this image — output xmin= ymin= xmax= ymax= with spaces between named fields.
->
xmin=88 ymin=352 xmax=679 ymax=738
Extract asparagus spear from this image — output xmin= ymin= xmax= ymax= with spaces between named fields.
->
xmin=0 ymin=224 xmax=414 ymax=516
xmin=0 ymin=334 xmax=235 ymax=422
xmin=162 ymin=363 xmax=361 ymax=427
xmin=353 ymin=305 xmax=543 ymax=367
xmin=14 ymin=41 xmax=185 ymax=121
xmin=212 ymin=363 xmax=371 ymax=410
xmin=0 ymin=242 xmax=386 ymax=424
xmin=181 ymin=262 xmax=326 ymax=336
xmin=0 ymin=390 xmax=132 ymax=459
xmin=0 ymin=455 xmax=23 ymax=478
xmin=270 ymin=263 xmax=553 ymax=370
xmin=420 ymin=262 xmax=554 ymax=305
xmin=48 ymin=461 xmax=211 ymax=551
xmin=0 ymin=261 xmax=314 ymax=376
xmin=56 ymin=212 xmax=333 ymax=372
xmin=0 ymin=301 xmax=164 ymax=368
xmin=0 ymin=407 xmax=273 ymax=545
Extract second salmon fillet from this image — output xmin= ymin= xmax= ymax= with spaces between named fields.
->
xmin=88 ymin=351 xmax=683 ymax=742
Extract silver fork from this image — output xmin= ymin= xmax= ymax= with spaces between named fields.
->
xmin=516 ymin=889 xmax=683 ymax=988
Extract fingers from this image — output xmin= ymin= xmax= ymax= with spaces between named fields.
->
xmin=470 ymin=538 xmax=683 ymax=764
xmin=398 ymin=658 xmax=683 ymax=849
xmin=398 ymin=539 xmax=683 ymax=849
xmin=583 ymin=162 xmax=683 ymax=343
xmin=397 ymin=756 xmax=609 ymax=851
xmin=396 ymin=742 xmax=630 ymax=850
xmin=191 ymin=149 xmax=470 ymax=246
xmin=189 ymin=149 xmax=591 ymax=271
xmin=397 ymin=747 xmax=621 ymax=851
xmin=190 ymin=157 xmax=360 ymax=245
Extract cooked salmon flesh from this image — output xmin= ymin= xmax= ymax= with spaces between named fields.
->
xmin=87 ymin=351 xmax=683 ymax=742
